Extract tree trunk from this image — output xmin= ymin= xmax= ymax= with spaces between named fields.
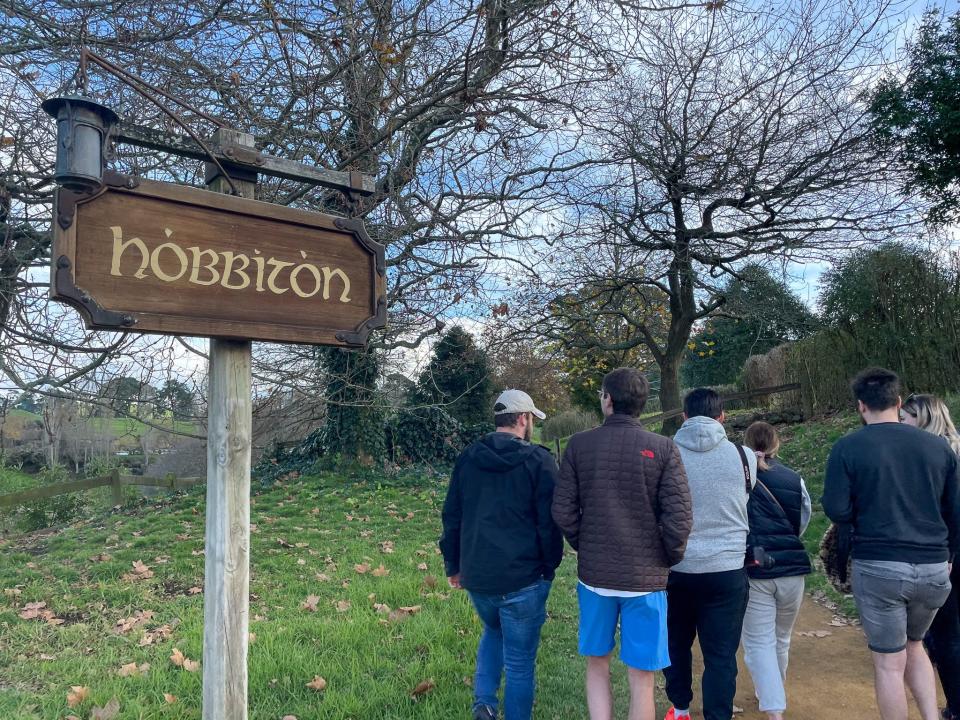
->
xmin=659 ymin=354 xmax=684 ymax=436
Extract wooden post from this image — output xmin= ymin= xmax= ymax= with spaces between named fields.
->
xmin=110 ymin=468 xmax=122 ymax=506
xmin=202 ymin=129 xmax=254 ymax=720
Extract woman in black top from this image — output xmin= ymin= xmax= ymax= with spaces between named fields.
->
xmin=902 ymin=394 xmax=960 ymax=720
xmin=740 ymin=421 xmax=812 ymax=720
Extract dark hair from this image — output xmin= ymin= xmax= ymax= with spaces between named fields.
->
xmin=494 ymin=404 xmax=523 ymax=428
xmin=601 ymin=367 xmax=649 ymax=417
xmin=683 ymin=387 xmax=723 ymax=419
xmin=851 ymin=367 xmax=900 ymax=411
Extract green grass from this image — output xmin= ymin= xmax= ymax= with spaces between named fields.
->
xmin=0 ymin=409 xmax=871 ymax=718
xmin=0 ymin=466 xmax=39 ymax=495
xmin=0 ymin=470 xmax=649 ymax=719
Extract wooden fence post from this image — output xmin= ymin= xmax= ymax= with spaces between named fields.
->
xmin=202 ymin=128 xmax=254 ymax=720
xmin=110 ymin=468 xmax=122 ymax=506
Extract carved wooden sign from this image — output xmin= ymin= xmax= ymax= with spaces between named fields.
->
xmin=52 ymin=173 xmax=386 ymax=346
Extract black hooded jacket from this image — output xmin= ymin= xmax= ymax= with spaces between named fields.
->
xmin=439 ymin=432 xmax=564 ymax=594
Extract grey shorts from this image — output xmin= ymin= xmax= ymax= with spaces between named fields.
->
xmin=851 ymin=559 xmax=952 ymax=653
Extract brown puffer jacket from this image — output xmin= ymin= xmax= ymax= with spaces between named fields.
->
xmin=552 ymin=413 xmax=692 ymax=592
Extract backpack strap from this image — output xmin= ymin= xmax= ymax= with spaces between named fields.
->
xmin=735 ymin=443 xmax=753 ymax=495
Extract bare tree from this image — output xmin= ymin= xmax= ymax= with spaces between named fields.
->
xmin=509 ymin=0 xmax=915 ymax=429
xmin=0 ymin=0 xmax=678 ymax=444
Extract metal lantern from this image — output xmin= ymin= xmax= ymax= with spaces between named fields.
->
xmin=41 ymin=95 xmax=118 ymax=192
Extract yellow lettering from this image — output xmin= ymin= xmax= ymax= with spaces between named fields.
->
xmin=289 ymin=263 xmax=323 ymax=298
xmin=221 ymin=251 xmax=251 ymax=290
xmin=252 ymin=250 xmax=266 ymax=292
xmin=266 ymin=258 xmax=294 ymax=294
xmin=150 ymin=242 xmax=188 ymax=283
xmin=110 ymin=226 xmax=149 ymax=279
xmin=322 ymin=267 xmax=351 ymax=302
xmin=187 ymin=246 xmax=221 ymax=285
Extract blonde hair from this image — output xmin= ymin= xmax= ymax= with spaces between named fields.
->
xmin=744 ymin=421 xmax=780 ymax=472
xmin=901 ymin=394 xmax=960 ymax=456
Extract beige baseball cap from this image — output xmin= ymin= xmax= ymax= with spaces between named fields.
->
xmin=493 ymin=389 xmax=546 ymax=419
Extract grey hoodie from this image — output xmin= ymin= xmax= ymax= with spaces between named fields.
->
xmin=671 ymin=416 xmax=757 ymax=574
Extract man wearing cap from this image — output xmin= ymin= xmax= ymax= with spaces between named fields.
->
xmin=440 ymin=389 xmax=564 ymax=720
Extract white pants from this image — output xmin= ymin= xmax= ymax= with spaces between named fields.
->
xmin=740 ymin=575 xmax=805 ymax=713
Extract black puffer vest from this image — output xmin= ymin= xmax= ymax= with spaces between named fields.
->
xmin=747 ymin=460 xmax=812 ymax=579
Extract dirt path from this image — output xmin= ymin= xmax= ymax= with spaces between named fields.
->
xmin=735 ymin=597 xmax=895 ymax=719
xmin=682 ymin=595 xmax=943 ymax=719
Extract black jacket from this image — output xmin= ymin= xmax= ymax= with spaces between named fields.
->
xmin=747 ymin=460 xmax=812 ymax=579
xmin=439 ymin=432 xmax=564 ymax=594
xmin=823 ymin=422 xmax=960 ymax=564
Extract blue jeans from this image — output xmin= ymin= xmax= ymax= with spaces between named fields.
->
xmin=468 ymin=579 xmax=551 ymax=720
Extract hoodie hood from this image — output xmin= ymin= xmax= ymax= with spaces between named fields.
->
xmin=674 ymin=415 xmax=728 ymax=453
xmin=467 ymin=431 xmax=539 ymax=472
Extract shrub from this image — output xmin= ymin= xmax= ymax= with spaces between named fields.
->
xmin=541 ymin=409 xmax=600 ymax=442
xmin=386 ymin=406 xmax=466 ymax=466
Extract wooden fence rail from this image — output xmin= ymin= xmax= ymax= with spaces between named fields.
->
xmin=0 ymin=469 xmax=204 ymax=508
xmin=551 ymin=382 xmax=802 ymax=456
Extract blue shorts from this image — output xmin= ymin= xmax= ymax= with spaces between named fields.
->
xmin=577 ymin=583 xmax=670 ymax=671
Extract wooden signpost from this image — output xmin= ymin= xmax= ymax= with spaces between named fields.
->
xmin=47 ymin=119 xmax=384 ymax=719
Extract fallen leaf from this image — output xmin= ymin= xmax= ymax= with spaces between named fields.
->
xmin=410 ymin=678 xmax=435 ymax=699
xmin=118 ymin=662 xmax=150 ymax=677
xmin=66 ymin=686 xmax=90 ymax=708
xmin=379 ymin=541 xmax=395 ymax=554
xmin=335 ymin=599 xmax=351 ymax=612
xmin=416 ymin=563 xmax=428 ymax=571
xmin=354 ymin=563 xmax=370 ymax=574
xmin=315 ymin=573 xmax=330 ymax=582
xmin=170 ymin=648 xmax=186 ymax=667
xmin=90 ymin=697 xmax=121 ymax=720
xmin=282 ymin=716 xmax=298 ymax=720
xmin=187 ymin=586 xmax=203 ymax=595
xmin=423 ymin=575 xmax=438 ymax=589
xmin=371 ymin=564 xmax=390 ymax=577
xmin=163 ymin=693 xmax=177 ymax=704
xmin=3 ymin=587 xmax=21 ymax=596
xmin=122 ymin=560 xmax=154 ymax=581
xmin=248 ymin=631 xmax=257 ymax=643
xmin=373 ymin=603 xmax=391 ymax=614
xmin=90 ymin=553 xmax=112 ymax=562
xmin=183 ymin=657 xmax=200 ymax=672
xmin=115 ymin=610 xmax=155 ymax=634
xmin=301 ymin=595 xmax=320 ymax=612
xmin=276 ymin=538 xmax=294 ymax=548
xmin=306 ymin=675 xmax=327 ymax=692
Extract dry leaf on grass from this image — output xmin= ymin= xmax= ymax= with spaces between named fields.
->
xmin=371 ymin=564 xmax=390 ymax=577
xmin=66 ymin=685 xmax=90 ymax=708
xmin=276 ymin=537 xmax=294 ymax=548
xmin=163 ymin=693 xmax=177 ymax=704
xmin=306 ymin=675 xmax=327 ymax=692
xmin=388 ymin=605 xmax=421 ymax=622
xmin=19 ymin=601 xmax=64 ymax=625
xmin=122 ymin=560 xmax=154 ymax=581
xmin=315 ymin=573 xmax=330 ymax=582
xmin=90 ymin=697 xmax=121 ymax=720
xmin=301 ymin=595 xmax=321 ymax=612
xmin=335 ymin=599 xmax=351 ymax=612
xmin=379 ymin=541 xmax=395 ymax=554
xmin=422 ymin=575 xmax=438 ymax=589
xmin=170 ymin=648 xmax=200 ymax=672
xmin=282 ymin=716 xmax=298 ymax=720
xmin=118 ymin=662 xmax=150 ymax=677
xmin=410 ymin=678 xmax=435 ymax=699
xmin=416 ymin=563 xmax=428 ymax=571
xmin=115 ymin=610 xmax=155 ymax=634
xmin=373 ymin=602 xmax=391 ymax=614
xmin=354 ymin=563 xmax=370 ymax=574
xmin=187 ymin=586 xmax=202 ymax=595
xmin=139 ymin=623 xmax=175 ymax=647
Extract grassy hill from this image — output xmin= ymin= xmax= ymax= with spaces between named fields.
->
xmin=0 ymin=410 xmax=861 ymax=719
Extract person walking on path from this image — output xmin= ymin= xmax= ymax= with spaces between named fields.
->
xmin=552 ymin=367 xmax=692 ymax=720
xmin=823 ymin=368 xmax=960 ymax=720
xmin=439 ymin=389 xmax=564 ymax=720
xmin=740 ymin=421 xmax=813 ymax=720
xmin=900 ymin=393 xmax=960 ymax=720
xmin=662 ymin=387 xmax=757 ymax=720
